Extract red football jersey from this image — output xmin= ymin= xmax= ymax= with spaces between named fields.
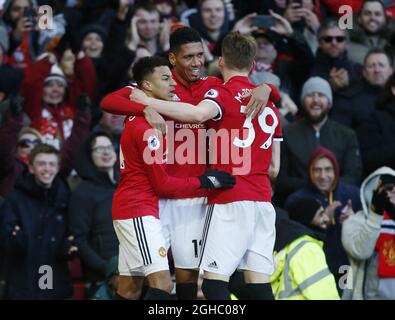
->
xmin=112 ymin=116 xmax=201 ymax=220
xmin=202 ymin=76 xmax=283 ymax=204
xmin=164 ymin=70 xmax=223 ymax=199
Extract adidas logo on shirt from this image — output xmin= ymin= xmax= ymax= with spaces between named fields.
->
xmin=208 ymin=261 xmax=218 ymax=269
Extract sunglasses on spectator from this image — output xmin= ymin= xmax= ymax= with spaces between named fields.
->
xmin=17 ymin=138 xmax=41 ymax=148
xmin=92 ymin=145 xmax=115 ymax=154
xmin=320 ymin=36 xmax=346 ymax=43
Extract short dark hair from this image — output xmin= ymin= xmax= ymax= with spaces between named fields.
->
xmin=132 ymin=56 xmax=171 ymax=86
xmin=318 ymin=18 xmax=347 ymax=38
xmin=134 ymin=2 xmax=159 ymax=15
xmin=89 ymin=131 xmax=114 ymax=151
xmin=364 ymin=48 xmax=393 ymax=67
xmin=170 ymin=27 xmax=202 ymax=53
xmin=221 ymin=32 xmax=257 ymax=71
xmin=28 ymin=144 xmax=60 ymax=164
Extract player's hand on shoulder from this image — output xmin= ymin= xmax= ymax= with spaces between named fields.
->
xmin=129 ymin=87 xmax=149 ymax=104
xmin=143 ymin=107 xmax=167 ymax=136
xmin=199 ymin=169 xmax=236 ymax=189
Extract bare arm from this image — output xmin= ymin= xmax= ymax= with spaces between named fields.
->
xmin=131 ymin=89 xmax=219 ymax=123
xmin=270 ymin=140 xmax=281 ymax=181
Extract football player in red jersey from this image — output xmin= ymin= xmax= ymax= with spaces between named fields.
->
xmin=129 ymin=32 xmax=282 ymax=300
xmin=101 ymin=27 xmax=279 ymax=300
xmin=112 ymin=56 xmax=235 ymax=300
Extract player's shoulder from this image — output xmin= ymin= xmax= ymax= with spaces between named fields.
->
xmin=199 ymin=76 xmax=223 ymax=85
xmin=123 ymin=115 xmax=150 ymax=133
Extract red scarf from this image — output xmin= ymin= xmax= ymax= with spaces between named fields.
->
xmin=375 ymin=212 xmax=395 ymax=278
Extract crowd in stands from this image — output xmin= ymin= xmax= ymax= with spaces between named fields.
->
xmin=0 ymin=0 xmax=394 ymax=300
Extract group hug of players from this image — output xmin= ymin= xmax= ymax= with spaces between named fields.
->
xmin=100 ymin=27 xmax=282 ymax=300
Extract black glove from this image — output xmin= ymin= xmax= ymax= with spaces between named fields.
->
xmin=371 ymin=189 xmax=388 ymax=216
xmin=198 ymin=169 xmax=236 ymax=189
xmin=76 ymin=95 xmax=91 ymax=112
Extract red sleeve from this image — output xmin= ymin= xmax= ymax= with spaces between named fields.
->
xmin=20 ymin=56 xmax=51 ymax=121
xmin=201 ymin=85 xmax=232 ymax=128
xmin=100 ymin=87 xmax=147 ymax=116
xmin=266 ymin=83 xmax=280 ymax=103
xmin=68 ymin=56 xmax=97 ymax=105
xmin=134 ymin=125 xmax=201 ymax=196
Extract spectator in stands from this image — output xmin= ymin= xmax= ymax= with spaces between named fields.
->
xmin=0 ymin=144 xmax=77 ymax=299
xmin=0 ymin=55 xmax=25 ymax=196
xmin=0 ymin=94 xmax=92 ymax=198
xmin=0 ymin=21 xmax=10 ymax=64
xmin=348 ymin=0 xmax=394 ymax=65
xmin=358 ymin=72 xmax=395 ymax=173
xmin=342 ymin=168 xmax=395 ymax=299
xmin=0 ymin=0 xmax=40 ymax=71
xmin=93 ymin=112 xmax=125 ymax=154
xmin=284 ymin=146 xmax=361 ymax=289
xmin=276 ymin=77 xmax=362 ymax=205
xmin=185 ymin=0 xmax=257 ymax=57
xmin=330 ymin=48 xmax=393 ymax=130
xmin=79 ymin=24 xmax=107 ymax=61
xmin=271 ymin=197 xmax=340 ymax=300
xmin=250 ymin=10 xmax=314 ymax=103
xmin=20 ymin=50 xmax=96 ymax=149
xmin=311 ymin=19 xmax=362 ymax=93
xmin=69 ymin=131 xmax=119 ymax=299
xmin=282 ymin=0 xmax=321 ymax=53
xmin=127 ymin=3 xmax=171 ymax=55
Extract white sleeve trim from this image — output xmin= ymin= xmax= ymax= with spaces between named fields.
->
xmin=273 ymin=137 xmax=284 ymax=142
xmin=201 ymin=98 xmax=223 ymax=121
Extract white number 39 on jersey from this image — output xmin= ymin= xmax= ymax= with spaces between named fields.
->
xmin=233 ymin=106 xmax=278 ymax=149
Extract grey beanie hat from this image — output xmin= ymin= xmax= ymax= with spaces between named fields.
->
xmin=301 ymin=77 xmax=333 ymax=107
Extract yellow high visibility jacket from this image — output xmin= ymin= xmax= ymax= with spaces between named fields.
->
xmin=270 ymin=235 xmax=340 ymax=300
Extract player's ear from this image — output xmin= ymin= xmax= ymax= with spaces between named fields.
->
xmin=218 ymin=56 xmax=224 ymax=68
xmin=169 ymin=52 xmax=176 ymax=67
xmin=250 ymin=60 xmax=256 ymax=73
xmin=141 ymin=80 xmax=152 ymax=93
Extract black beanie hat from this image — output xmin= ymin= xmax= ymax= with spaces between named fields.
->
xmin=287 ymin=197 xmax=323 ymax=226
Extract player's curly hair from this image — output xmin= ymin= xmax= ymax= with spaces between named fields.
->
xmin=170 ymin=27 xmax=202 ymax=53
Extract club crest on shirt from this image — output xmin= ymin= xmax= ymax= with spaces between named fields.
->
xmin=158 ymin=247 xmax=167 ymax=257
xmin=147 ymin=135 xmax=160 ymax=151
xmin=204 ymin=89 xmax=219 ymax=98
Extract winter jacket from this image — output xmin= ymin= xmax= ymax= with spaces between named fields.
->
xmin=330 ymin=79 xmax=382 ymax=131
xmin=341 ymin=167 xmax=395 ymax=299
xmin=271 ymin=215 xmax=339 ymax=300
xmin=0 ymin=172 xmax=73 ymax=299
xmin=311 ymin=49 xmax=362 ymax=87
xmin=357 ymin=99 xmax=395 ymax=174
xmin=69 ymin=134 xmax=119 ymax=283
xmin=348 ymin=19 xmax=395 ymax=65
xmin=276 ymin=118 xmax=363 ymax=204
